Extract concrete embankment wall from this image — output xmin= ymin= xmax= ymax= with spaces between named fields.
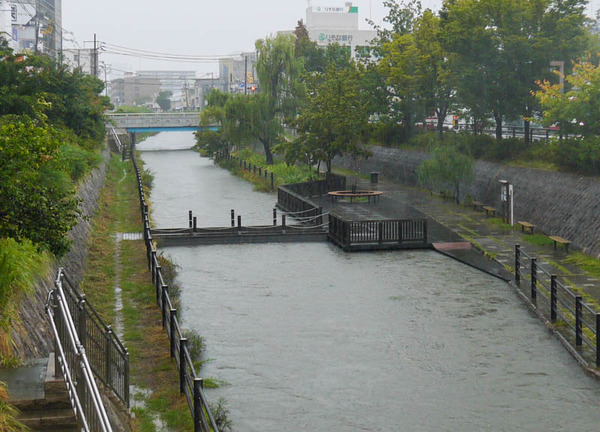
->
xmin=336 ymin=146 xmax=600 ymax=259
xmin=11 ymin=146 xmax=111 ymax=359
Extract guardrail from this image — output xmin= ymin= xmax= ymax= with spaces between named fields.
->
xmin=515 ymin=245 xmax=600 ymax=367
xmin=107 ymin=124 xmax=128 ymax=160
xmin=46 ymin=268 xmax=117 ymax=432
xmin=329 ymin=214 xmax=428 ymax=251
xmin=130 ymin=145 xmax=220 ymax=432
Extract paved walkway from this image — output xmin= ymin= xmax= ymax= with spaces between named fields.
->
xmin=315 ymin=177 xmax=600 ymax=301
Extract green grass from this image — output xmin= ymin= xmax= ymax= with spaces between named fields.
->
xmin=564 ymin=252 xmax=600 ymax=279
xmin=520 ymin=233 xmax=555 ymax=247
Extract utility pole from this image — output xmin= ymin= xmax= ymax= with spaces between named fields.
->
xmin=244 ymin=54 xmax=248 ymax=95
xmin=93 ymin=33 xmax=98 ymax=77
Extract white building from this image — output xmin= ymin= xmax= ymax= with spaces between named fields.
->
xmin=305 ymin=1 xmax=376 ymax=59
xmin=219 ymin=51 xmax=257 ymax=94
xmin=0 ymin=0 xmax=61 ymax=57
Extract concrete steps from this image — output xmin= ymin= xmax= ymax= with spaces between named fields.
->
xmin=9 ymin=354 xmax=78 ymax=432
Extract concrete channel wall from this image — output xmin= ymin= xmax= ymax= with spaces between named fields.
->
xmin=335 ymin=146 xmax=600 ymax=259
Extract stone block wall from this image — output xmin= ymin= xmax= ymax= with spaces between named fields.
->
xmin=336 ymin=146 xmax=600 ymax=258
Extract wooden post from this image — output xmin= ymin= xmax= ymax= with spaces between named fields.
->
xmin=193 ymin=217 xmax=197 ymax=232
xmin=231 ymin=209 xmax=235 ymax=227
xmin=273 ymin=208 xmax=277 ymax=226
xmin=193 ymin=378 xmax=203 ymax=432
xmin=237 ymin=215 xmax=242 ymax=233
xmin=188 ymin=210 xmax=193 ymax=228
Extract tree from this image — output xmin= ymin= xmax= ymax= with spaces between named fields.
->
xmin=283 ymin=62 xmax=371 ymax=172
xmin=417 ymin=145 xmax=474 ymax=203
xmin=535 ymin=55 xmax=600 ymax=138
xmin=224 ymin=34 xmax=303 ymax=164
xmin=0 ymin=116 xmax=81 ymax=256
xmin=156 ymin=90 xmax=173 ymax=111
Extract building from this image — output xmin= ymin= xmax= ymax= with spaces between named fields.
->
xmin=108 ymin=76 xmax=161 ymax=108
xmin=0 ymin=0 xmax=62 ymax=57
xmin=190 ymin=76 xmax=227 ymax=110
xmin=218 ymin=51 xmax=257 ymax=94
xmin=305 ymin=1 xmax=376 ymax=59
xmin=62 ymin=48 xmax=94 ymax=74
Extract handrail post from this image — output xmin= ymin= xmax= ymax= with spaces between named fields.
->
xmin=531 ymin=257 xmax=537 ymax=304
xmin=180 ymin=338 xmax=188 ymax=394
xmin=162 ymin=286 xmax=168 ymax=329
xmin=273 ymin=208 xmax=277 ymax=226
xmin=596 ymin=313 xmax=600 ymax=367
xmin=515 ymin=244 xmax=521 ymax=284
xmin=193 ymin=378 xmax=203 ymax=432
xmin=124 ymin=349 xmax=130 ymax=408
xmin=550 ymin=275 xmax=557 ymax=321
xmin=78 ymin=297 xmax=87 ymax=348
xmin=576 ymin=296 xmax=583 ymax=346
xmin=193 ymin=217 xmax=197 ymax=233
xmin=231 ymin=209 xmax=235 ymax=227
xmin=237 ymin=215 xmax=242 ymax=233
xmin=378 ymin=221 xmax=383 ymax=245
xmin=170 ymin=309 xmax=177 ymax=358
xmin=189 ymin=210 xmax=193 ymax=228
xmin=151 ymin=251 xmax=157 ymax=284
xmin=271 ymin=172 xmax=274 ymax=189
xmin=105 ymin=326 xmax=113 ymax=386
xmin=282 ymin=214 xmax=286 ymax=233
xmin=422 ymin=220 xmax=428 ymax=244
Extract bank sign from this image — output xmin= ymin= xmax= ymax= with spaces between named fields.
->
xmin=318 ymin=33 xmax=354 ymax=44
xmin=316 ymin=5 xmax=358 ymax=13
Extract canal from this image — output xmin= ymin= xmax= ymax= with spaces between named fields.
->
xmin=139 ymin=132 xmax=600 ymax=431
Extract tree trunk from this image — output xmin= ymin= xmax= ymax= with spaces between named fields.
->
xmin=264 ymin=143 xmax=274 ymax=165
xmin=524 ymin=119 xmax=530 ymax=147
xmin=326 ymin=159 xmax=332 ymax=173
xmin=493 ymin=112 xmax=503 ymax=140
xmin=437 ymin=115 xmax=445 ymax=141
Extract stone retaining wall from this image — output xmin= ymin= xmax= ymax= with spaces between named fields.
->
xmin=336 ymin=146 xmax=600 ymax=259
xmin=11 ymin=146 xmax=111 ymax=359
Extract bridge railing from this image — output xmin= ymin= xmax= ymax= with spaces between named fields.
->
xmin=130 ymin=146 xmax=220 ymax=432
xmin=515 ymin=245 xmax=600 ymax=367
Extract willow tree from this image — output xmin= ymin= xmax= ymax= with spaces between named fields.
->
xmin=234 ymin=33 xmax=304 ymax=165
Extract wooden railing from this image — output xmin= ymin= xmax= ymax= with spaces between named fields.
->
xmin=131 ymin=146 xmax=220 ymax=432
xmin=329 ymin=214 xmax=428 ymax=251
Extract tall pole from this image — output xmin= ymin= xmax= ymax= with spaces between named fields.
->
xmin=93 ymin=33 xmax=98 ymax=77
xmin=244 ymin=55 xmax=248 ymax=95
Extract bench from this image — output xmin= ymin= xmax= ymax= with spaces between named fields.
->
xmin=471 ymin=201 xmax=484 ymax=211
xmin=549 ymin=235 xmax=571 ymax=254
xmin=482 ymin=206 xmax=496 ymax=217
xmin=328 ymin=190 xmax=383 ymax=204
xmin=518 ymin=221 xmax=535 ymax=234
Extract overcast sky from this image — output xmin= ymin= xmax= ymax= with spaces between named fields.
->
xmin=62 ymin=0 xmax=599 ymax=79
xmin=62 ymin=0 xmax=444 ymax=78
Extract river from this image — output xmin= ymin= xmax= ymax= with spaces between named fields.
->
xmin=138 ymin=132 xmax=600 ymax=432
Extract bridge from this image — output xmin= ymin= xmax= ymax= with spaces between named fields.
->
xmin=106 ymin=112 xmax=217 ymax=133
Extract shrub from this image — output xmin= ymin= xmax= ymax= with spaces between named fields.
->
xmin=551 ymin=137 xmax=600 ymax=176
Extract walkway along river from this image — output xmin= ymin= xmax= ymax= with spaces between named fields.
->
xmin=138 ymin=132 xmax=600 ymax=431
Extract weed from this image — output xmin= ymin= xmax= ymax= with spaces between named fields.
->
xmin=521 ymin=234 xmax=555 ymax=247
xmin=209 ymin=397 xmax=234 ymax=432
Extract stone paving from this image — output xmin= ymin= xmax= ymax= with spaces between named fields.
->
xmin=314 ymin=177 xmax=600 ymax=305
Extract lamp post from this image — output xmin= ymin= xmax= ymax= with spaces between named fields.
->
xmin=499 ymin=180 xmax=513 ymax=226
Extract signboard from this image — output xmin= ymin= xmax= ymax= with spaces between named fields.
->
xmin=9 ymin=3 xmax=35 ymax=25
xmin=318 ymin=33 xmax=354 ymax=44
xmin=315 ymin=5 xmax=358 ymax=13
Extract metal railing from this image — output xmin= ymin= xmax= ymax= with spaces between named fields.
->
xmin=515 ymin=244 xmax=600 ymax=366
xmin=106 ymin=124 xmax=128 ymax=160
xmin=46 ymin=269 xmax=115 ymax=432
xmin=55 ymin=269 xmax=130 ymax=406
xmin=130 ymin=145 xmax=220 ymax=432
xmin=329 ymin=214 xmax=428 ymax=250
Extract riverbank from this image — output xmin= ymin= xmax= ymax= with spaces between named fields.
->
xmin=79 ymin=153 xmax=194 ymax=431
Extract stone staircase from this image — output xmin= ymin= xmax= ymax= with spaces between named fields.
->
xmin=9 ymin=354 xmax=78 ymax=432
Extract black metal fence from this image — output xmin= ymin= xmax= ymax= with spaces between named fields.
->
xmin=515 ymin=245 xmax=600 ymax=367
xmin=47 ymin=268 xmax=116 ymax=432
xmin=329 ymin=214 xmax=428 ymax=251
xmin=56 ymin=269 xmax=130 ymax=407
xmin=131 ymin=146 xmax=220 ymax=432
xmin=277 ymin=173 xmax=346 ymax=226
